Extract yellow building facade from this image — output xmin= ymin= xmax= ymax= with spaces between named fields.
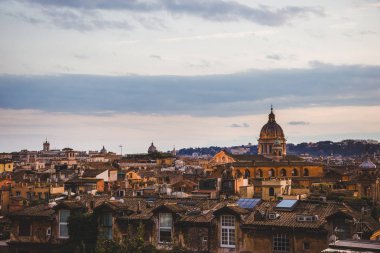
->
xmin=0 ymin=159 xmax=13 ymax=173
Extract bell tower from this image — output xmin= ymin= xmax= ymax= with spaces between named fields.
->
xmin=43 ymin=139 xmax=50 ymax=152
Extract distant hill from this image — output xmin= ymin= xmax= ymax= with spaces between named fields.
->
xmin=177 ymin=139 xmax=380 ymax=157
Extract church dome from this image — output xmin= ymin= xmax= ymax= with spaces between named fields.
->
xmin=100 ymin=145 xmax=107 ymax=154
xmin=259 ymin=107 xmax=285 ymax=139
xmin=148 ymin=142 xmax=157 ymax=154
xmin=359 ymin=156 xmax=377 ymax=169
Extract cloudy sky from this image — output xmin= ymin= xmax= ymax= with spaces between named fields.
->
xmin=0 ymin=0 xmax=380 ymax=153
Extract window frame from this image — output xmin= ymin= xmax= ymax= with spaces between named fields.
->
xmin=159 ymin=212 xmax=173 ymax=243
xmin=101 ymin=212 xmax=113 ymax=240
xmin=269 ymin=187 xmax=275 ymax=197
xmin=59 ymin=209 xmax=70 ymax=239
xmin=220 ymin=215 xmax=236 ymax=248
xmin=273 ymin=234 xmax=290 ymax=252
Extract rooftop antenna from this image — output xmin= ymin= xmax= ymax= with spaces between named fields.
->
xmin=119 ymin=145 xmax=123 ymax=156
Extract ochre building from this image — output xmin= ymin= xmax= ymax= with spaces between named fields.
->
xmin=210 ymin=107 xmax=324 ymax=188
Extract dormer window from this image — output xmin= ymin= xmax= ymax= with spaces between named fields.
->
xmin=221 ymin=215 xmax=236 ymax=248
xmin=159 ymin=213 xmax=172 ymax=243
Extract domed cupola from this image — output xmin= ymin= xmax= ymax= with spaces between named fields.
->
xmin=259 ymin=106 xmax=285 ymax=139
xmin=359 ymin=156 xmax=377 ymax=169
xmin=258 ymin=106 xmax=287 ymax=157
xmin=148 ymin=142 xmax=157 ymax=154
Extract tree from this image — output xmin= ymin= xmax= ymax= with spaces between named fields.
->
xmin=96 ymin=222 xmax=156 ymax=253
xmin=68 ymin=212 xmax=98 ymax=253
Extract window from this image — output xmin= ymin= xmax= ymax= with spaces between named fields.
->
xmin=273 ymin=234 xmax=289 ymax=252
xmin=280 ymin=169 xmax=286 ymax=177
xmin=269 ymin=187 xmax=275 ymax=197
xmin=296 ymin=215 xmax=316 ymax=222
xmin=303 ymin=168 xmax=309 ymax=177
xmin=38 ymin=192 xmax=42 ymax=200
xmin=101 ymin=213 xmax=113 ymax=240
xmin=221 ymin=215 xmax=235 ymax=248
xmin=19 ymin=221 xmax=31 ymax=236
xmin=269 ymin=169 xmax=275 ymax=177
xmin=303 ymin=241 xmax=310 ymax=250
xmin=46 ymin=227 xmax=52 ymax=236
xmin=159 ymin=213 xmax=172 ymax=243
xmin=16 ymin=191 xmax=21 ymax=196
xmin=59 ymin=209 xmax=70 ymax=238
xmin=256 ymin=169 xmax=263 ymax=178
xmin=244 ymin=169 xmax=250 ymax=179
xmin=292 ymin=169 xmax=298 ymax=176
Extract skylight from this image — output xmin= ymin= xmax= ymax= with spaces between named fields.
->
xmin=275 ymin=200 xmax=298 ymax=211
xmin=236 ymin=198 xmax=261 ymax=209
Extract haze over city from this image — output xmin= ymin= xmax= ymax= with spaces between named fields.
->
xmin=1 ymin=0 xmax=380 ymax=152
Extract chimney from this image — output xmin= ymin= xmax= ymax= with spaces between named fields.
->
xmin=137 ymin=201 xmax=141 ymax=214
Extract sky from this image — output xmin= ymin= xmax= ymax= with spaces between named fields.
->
xmin=0 ymin=0 xmax=380 ymax=153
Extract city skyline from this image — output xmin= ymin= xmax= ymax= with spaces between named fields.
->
xmin=0 ymin=0 xmax=380 ymax=152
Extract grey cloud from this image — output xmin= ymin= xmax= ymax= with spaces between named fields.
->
xmin=288 ymin=121 xmax=310 ymax=125
xmin=20 ymin=0 xmax=325 ymax=27
xmin=229 ymin=123 xmax=250 ymax=128
xmin=0 ymin=9 xmax=45 ymax=25
xmin=359 ymin=30 xmax=377 ymax=35
xmin=266 ymin=54 xmax=282 ymax=61
xmin=150 ymin=55 xmax=162 ymax=60
xmin=74 ymin=54 xmax=90 ymax=60
xmin=41 ymin=8 xmax=133 ymax=31
xmin=0 ymin=63 xmax=379 ymax=117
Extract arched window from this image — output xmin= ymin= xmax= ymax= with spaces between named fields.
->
xmin=303 ymin=168 xmax=309 ymax=177
xmin=244 ymin=169 xmax=250 ymax=179
xmin=280 ymin=169 xmax=286 ymax=177
xmin=256 ymin=169 xmax=263 ymax=178
xmin=269 ymin=168 xmax=275 ymax=178
xmin=235 ymin=170 xmax=242 ymax=179
xmin=292 ymin=169 xmax=298 ymax=177
xmin=269 ymin=187 xmax=275 ymax=196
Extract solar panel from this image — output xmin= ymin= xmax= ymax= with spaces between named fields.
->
xmin=236 ymin=198 xmax=261 ymax=209
xmin=275 ymin=200 xmax=298 ymax=210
